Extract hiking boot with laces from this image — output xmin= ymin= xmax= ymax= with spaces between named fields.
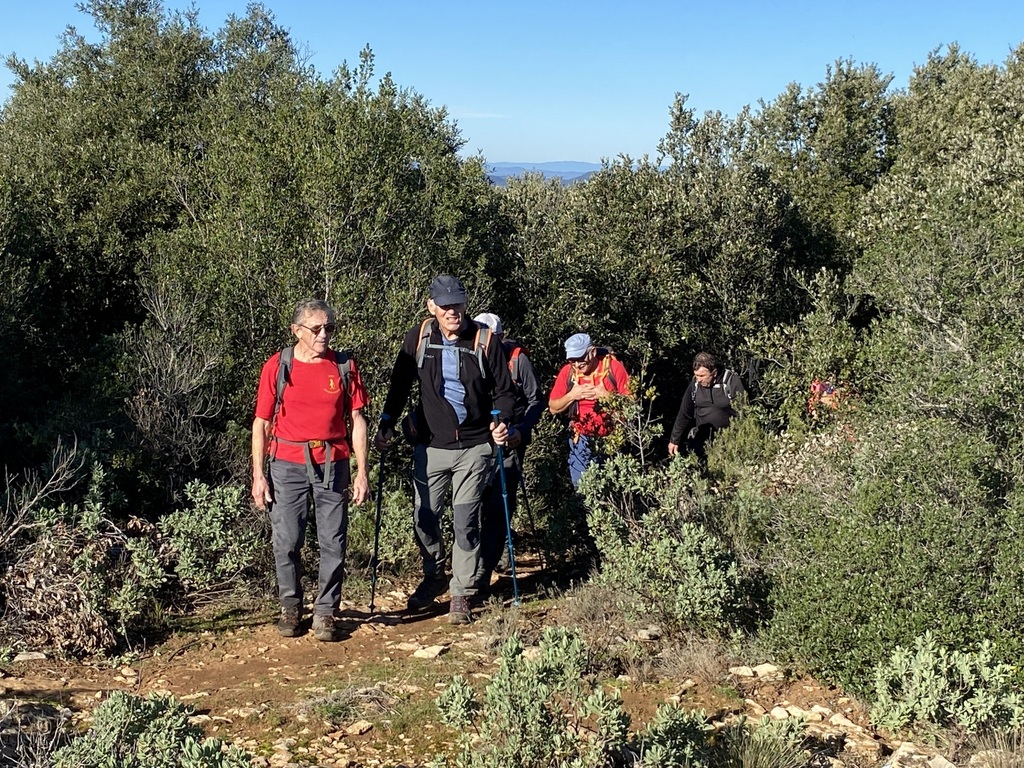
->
xmin=406 ymin=572 xmax=448 ymax=612
xmin=312 ymin=614 xmax=341 ymax=642
xmin=277 ymin=606 xmax=302 ymax=637
xmin=494 ymin=545 xmax=511 ymax=575
xmin=448 ymin=595 xmax=473 ymax=625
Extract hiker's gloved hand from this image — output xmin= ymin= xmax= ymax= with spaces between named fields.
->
xmin=506 ymin=427 xmax=522 ymax=449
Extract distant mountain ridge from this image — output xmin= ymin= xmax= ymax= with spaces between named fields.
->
xmin=486 ymin=161 xmax=601 ymax=186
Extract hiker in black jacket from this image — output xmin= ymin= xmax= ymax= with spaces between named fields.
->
xmin=668 ymin=352 xmax=745 ymax=460
xmin=375 ymin=276 xmax=516 ymax=624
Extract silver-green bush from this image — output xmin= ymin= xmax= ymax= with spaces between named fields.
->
xmin=159 ymin=481 xmax=268 ymax=596
xmin=433 ymin=627 xmax=713 ymax=768
xmin=581 ymin=453 xmax=741 ymax=633
xmin=871 ymin=631 xmax=1024 ymax=734
xmin=52 ymin=692 xmax=250 ymax=768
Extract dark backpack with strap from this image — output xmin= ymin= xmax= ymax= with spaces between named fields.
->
xmin=690 ymin=368 xmax=739 ymax=403
xmin=506 ymin=340 xmax=527 ymax=382
xmin=414 ymin=318 xmax=492 ymax=378
xmin=272 ymin=346 xmax=353 ymax=427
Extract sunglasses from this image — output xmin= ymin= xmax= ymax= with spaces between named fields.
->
xmin=298 ymin=323 xmax=336 ymax=336
xmin=568 ymin=357 xmax=588 ymax=365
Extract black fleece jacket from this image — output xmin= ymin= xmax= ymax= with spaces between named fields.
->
xmin=380 ymin=319 xmax=517 ymax=450
xmin=669 ymin=369 xmax=745 ymax=444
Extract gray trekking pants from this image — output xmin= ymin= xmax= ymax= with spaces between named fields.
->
xmin=479 ymin=449 xmax=521 ymax=577
xmin=412 ymin=442 xmax=493 ymax=597
xmin=268 ymin=457 xmax=350 ymax=617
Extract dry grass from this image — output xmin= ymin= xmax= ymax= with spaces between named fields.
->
xmin=964 ymin=729 xmax=1024 ymax=768
xmin=294 ymin=683 xmax=401 ymax=728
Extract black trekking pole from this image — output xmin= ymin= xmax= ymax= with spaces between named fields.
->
xmin=491 ymin=410 xmax=520 ymax=606
xmin=511 ymin=451 xmax=545 ymax=571
xmin=369 ymin=416 xmax=390 ymax=614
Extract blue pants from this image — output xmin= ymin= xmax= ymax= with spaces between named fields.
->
xmin=268 ymin=457 xmax=350 ymax=617
xmin=568 ymin=434 xmax=594 ymax=489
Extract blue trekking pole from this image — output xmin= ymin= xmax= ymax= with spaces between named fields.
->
xmin=491 ymin=410 xmax=520 ymax=606
xmin=369 ymin=415 xmax=390 ymax=614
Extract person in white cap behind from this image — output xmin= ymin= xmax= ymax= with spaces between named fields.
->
xmin=472 ymin=312 xmax=544 ymax=594
xmin=547 ymin=333 xmax=630 ymax=487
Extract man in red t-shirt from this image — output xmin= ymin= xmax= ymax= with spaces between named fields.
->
xmin=252 ymin=299 xmax=370 ymax=641
xmin=548 ymin=332 xmax=630 ymax=487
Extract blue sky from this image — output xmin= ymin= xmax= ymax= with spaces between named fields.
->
xmin=2 ymin=1 xmax=1023 ymax=163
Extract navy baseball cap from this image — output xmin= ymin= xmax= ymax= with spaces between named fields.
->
xmin=429 ymin=275 xmax=468 ymax=305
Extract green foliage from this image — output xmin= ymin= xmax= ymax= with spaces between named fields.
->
xmin=871 ymin=632 xmax=1024 ymax=735
xmin=52 ymin=691 xmax=250 ymax=768
xmin=159 ymin=481 xmax=268 ymax=595
xmin=345 ymin=456 xmax=421 ymax=581
xmin=755 ymin=413 xmax=1024 ymax=693
xmin=581 ymin=453 xmax=741 ymax=633
xmin=2 ymin=464 xmax=167 ymax=655
xmin=433 ymin=627 xmax=713 ymax=768
xmin=714 ymin=716 xmax=808 ymax=768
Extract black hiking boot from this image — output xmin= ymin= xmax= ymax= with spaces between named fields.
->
xmin=406 ymin=572 xmax=448 ymax=612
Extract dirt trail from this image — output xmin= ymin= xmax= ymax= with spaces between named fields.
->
xmin=1 ymin=572 xmax=878 ymax=767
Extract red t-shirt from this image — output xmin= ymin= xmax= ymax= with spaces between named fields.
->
xmin=255 ymin=349 xmax=369 ymax=464
xmin=549 ymin=354 xmax=630 ymax=437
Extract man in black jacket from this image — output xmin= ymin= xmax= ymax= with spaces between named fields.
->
xmin=668 ymin=352 xmax=745 ymax=461
xmin=375 ymin=276 xmax=515 ymax=624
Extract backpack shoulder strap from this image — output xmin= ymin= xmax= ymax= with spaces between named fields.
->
xmin=602 ymin=352 xmax=617 ymax=391
xmin=507 ymin=344 xmax=522 ymax=381
xmin=473 ymin=323 xmax=491 ymax=377
xmin=272 ymin=346 xmax=294 ymax=424
xmin=722 ymin=369 xmax=735 ymax=400
xmin=334 ymin=349 xmax=352 ymax=390
xmin=415 ymin=318 xmax=434 ymax=368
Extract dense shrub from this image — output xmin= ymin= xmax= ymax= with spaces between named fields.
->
xmin=1 ymin=465 xmax=166 ymax=656
xmin=581 ymin=453 xmax=741 ymax=633
xmin=52 ymin=692 xmax=250 ymax=768
xmin=871 ymin=632 xmax=1024 ymax=734
xmin=159 ymin=481 xmax=268 ymax=597
xmin=754 ymin=413 xmax=1024 ymax=693
xmin=434 ymin=627 xmax=714 ymax=768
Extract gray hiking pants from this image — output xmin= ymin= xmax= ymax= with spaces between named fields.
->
xmin=412 ymin=442 xmax=493 ymax=597
xmin=480 ymin=449 xmax=520 ymax=576
xmin=268 ymin=457 xmax=350 ymax=617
